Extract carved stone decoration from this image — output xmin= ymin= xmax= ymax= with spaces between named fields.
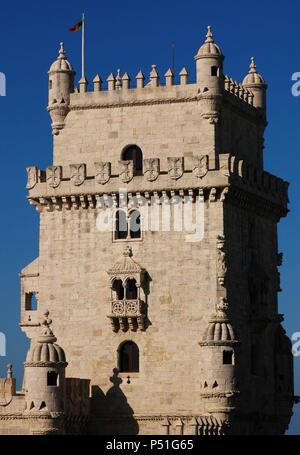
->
xmin=217 ymin=235 xmax=227 ymax=286
xmin=119 ymin=160 xmax=134 ymax=183
xmin=201 ymin=111 xmax=220 ymax=124
xmin=167 ymin=157 xmax=184 ymax=180
xmin=0 ymin=379 xmax=13 ymax=407
xmin=94 ymin=161 xmax=111 ymax=185
xmin=144 ymin=158 xmax=160 ymax=182
xmin=0 ymin=364 xmax=14 ymax=407
xmin=70 ymin=163 xmax=86 ymax=186
xmin=197 ymin=92 xmax=221 ymax=124
xmin=107 ymin=247 xmax=147 ymax=332
xmin=193 ymin=155 xmax=209 ymax=179
xmin=26 ymin=166 xmax=38 ymax=190
xmin=220 ymin=156 xmax=231 ymax=177
xmin=46 ymin=166 xmax=62 ymax=188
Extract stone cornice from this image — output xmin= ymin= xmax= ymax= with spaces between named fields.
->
xmin=70 ymin=95 xmax=197 ymax=111
xmin=68 ymin=82 xmax=261 ymax=120
xmin=26 ymin=154 xmax=288 ymax=220
xmin=93 ymin=414 xmax=228 ymax=425
xmin=26 ymin=155 xmax=288 ymax=207
xmin=27 ymin=186 xmax=287 ymax=221
xmin=199 ymin=340 xmax=241 ymax=347
xmin=24 ymin=361 xmax=67 ymax=368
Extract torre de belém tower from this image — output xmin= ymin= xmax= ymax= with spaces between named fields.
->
xmin=0 ymin=26 xmax=296 ymax=435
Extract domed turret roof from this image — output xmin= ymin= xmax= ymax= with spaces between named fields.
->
xmin=196 ymin=26 xmax=223 ymax=58
xmin=27 ymin=342 xmax=66 ymax=363
xmin=49 ymin=42 xmax=74 ymax=73
xmin=25 ymin=311 xmax=67 ymax=364
xmin=108 ymin=246 xmax=144 ymax=276
xmin=243 ymin=57 xmax=265 ymax=85
xmin=202 ymin=299 xmax=238 ymax=344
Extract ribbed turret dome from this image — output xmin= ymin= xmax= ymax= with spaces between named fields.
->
xmin=26 ymin=310 xmax=67 ymax=364
xmin=196 ymin=26 xmax=222 ymax=57
xmin=202 ymin=299 xmax=237 ymax=343
xmin=49 ymin=42 xmax=74 ymax=73
xmin=26 ymin=342 xmax=66 ymax=363
xmin=243 ymin=57 xmax=265 ymax=85
xmin=108 ymin=246 xmax=144 ymax=275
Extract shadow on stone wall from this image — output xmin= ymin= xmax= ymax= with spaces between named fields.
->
xmin=90 ymin=368 xmax=139 ymax=435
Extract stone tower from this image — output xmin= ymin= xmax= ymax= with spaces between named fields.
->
xmin=47 ymin=42 xmax=75 ymax=135
xmin=23 ymin=311 xmax=68 ymax=434
xmin=18 ymin=26 xmax=296 ymax=435
xmin=0 ymin=312 xmax=90 ymax=434
xmin=24 ymin=310 xmax=67 ymax=416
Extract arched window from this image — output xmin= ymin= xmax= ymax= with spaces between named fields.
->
xmin=115 ymin=209 xmax=128 ymax=240
xmin=126 ymin=279 xmax=138 ymax=300
xmin=119 ymin=341 xmax=139 ymax=372
xmin=114 ymin=209 xmax=141 ymax=241
xmin=129 ymin=210 xmax=141 ymax=239
xmin=112 ymin=279 xmax=124 ymax=300
xmin=121 ymin=145 xmax=143 ymax=176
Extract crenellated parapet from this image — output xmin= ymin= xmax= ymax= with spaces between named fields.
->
xmin=47 ymin=28 xmax=267 ymax=139
xmin=225 ymin=76 xmax=254 ymax=104
xmin=77 ymin=65 xmax=186 ymax=94
xmin=25 ymin=154 xmax=289 ymax=219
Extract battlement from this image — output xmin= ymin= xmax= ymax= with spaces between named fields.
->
xmin=70 ymin=71 xmax=197 ymax=109
xmin=26 ymin=154 xmax=288 ymax=218
xmin=65 ymin=69 xmax=259 ymax=117
xmin=78 ymin=66 xmax=189 ymax=93
xmin=224 ymin=75 xmax=254 ymax=105
xmin=47 ymin=28 xmax=267 ymax=143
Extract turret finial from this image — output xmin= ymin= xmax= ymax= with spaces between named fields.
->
xmin=6 ymin=363 xmax=13 ymax=379
xmin=58 ymin=42 xmax=66 ymax=59
xmin=37 ymin=310 xmax=57 ymax=343
xmin=205 ymin=25 xmax=214 ymax=43
xmin=216 ymin=297 xmax=229 ymax=316
xmin=123 ymin=246 xmax=133 ymax=258
xmin=115 ymin=68 xmax=122 ymax=89
xmin=249 ymin=56 xmax=257 ymax=74
xmin=40 ymin=310 xmax=54 ymax=336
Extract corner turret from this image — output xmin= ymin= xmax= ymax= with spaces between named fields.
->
xmin=195 ymin=26 xmax=224 ymax=94
xmin=24 ymin=311 xmax=67 ymax=416
xmin=199 ymin=299 xmax=241 ymax=424
xmin=47 ymin=43 xmax=75 ymax=135
xmin=243 ymin=57 xmax=267 ymax=113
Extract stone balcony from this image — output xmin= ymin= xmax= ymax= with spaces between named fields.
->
xmin=108 ymin=299 xmax=146 ymax=332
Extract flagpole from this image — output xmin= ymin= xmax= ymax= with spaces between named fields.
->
xmin=82 ymin=12 xmax=85 ymax=79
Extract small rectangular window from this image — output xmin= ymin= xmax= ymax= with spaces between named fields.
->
xmin=211 ymin=66 xmax=218 ymax=76
xmin=47 ymin=371 xmax=59 ymax=386
xmin=223 ymin=350 xmax=234 ymax=365
xmin=25 ymin=292 xmax=38 ymax=311
xmin=49 ymin=80 xmax=53 ymax=90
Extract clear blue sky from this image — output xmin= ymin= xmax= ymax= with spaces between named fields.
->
xmin=0 ymin=0 xmax=299 ymax=434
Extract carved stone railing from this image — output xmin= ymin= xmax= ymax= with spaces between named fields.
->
xmin=108 ymin=299 xmax=146 ymax=332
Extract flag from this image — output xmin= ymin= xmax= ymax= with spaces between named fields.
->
xmin=69 ymin=20 xmax=83 ymax=32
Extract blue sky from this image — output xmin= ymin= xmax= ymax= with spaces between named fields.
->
xmin=0 ymin=0 xmax=299 ymax=434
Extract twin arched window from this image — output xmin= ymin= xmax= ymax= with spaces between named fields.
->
xmin=112 ymin=278 xmax=138 ymax=301
xmin=115 ymin=209 xmax=141 ymax=241
xmin=118 ymin=341 xmax=139 ymax=372
xmin=121 ymin=145 xmax=143 ymax=176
